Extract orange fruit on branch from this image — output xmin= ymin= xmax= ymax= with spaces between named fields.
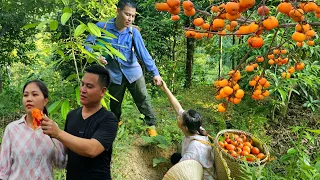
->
xmin=168 ymin=7 xmax=180 ymax=15
xmin=218 ymin=103 xmax=227 ymax=112
xmin=262 ymin=90 xmax=270 ymax=97
xmin=295 ymin=62 xmax=305 ymax=70
xmin=267 ymin=54 xmax=274 ymax=59
xmin=184 ymin=8 xmax=196 ymax=16
xmin=201 ymin=23 xmax=210 ymax=30
xmin=303 ymin=2 xmax=318 ymax=12
xmin=182 ymin=0 xmax=194 ymax=11
xmin=289 ymin=9 xmax=304 ymax=18
xmin=185 ymin=30 xmax=196 ymax=38
xmin=258 ymin=77 xmax=267 ymax=85
xmin=167 ymin=0 xmax=180 ymax=9
xmin=268 ymin=59 xmax=275 ymax=65
xmin=247 ymin=36 xmax=264 ymax=48
xmin=235 ymin=89 xmax=245 ymax=99
xmin=245 ymin=65 xmax=255 ymax=72
xmin=305 ymin=30 xmax=316 ymax=37
xmin=171 ymin=15 xmax=180 ymax=21
xmin=193 ymin=17 xmax=204 ymax=26
xmin=223 ymin=86 xmax=234 ymax=96
xmin=225 ymin=2 xmax=240 ymax=15
xmin=306 ymin=40 xmax=314 ymax=46
xmin=296 ymin=41 xmax=304 ymax=47
xmin=263 ymin=16 xmax=279 ymax=30
xmin=258 ymin=6 xmax=269 ymax=16
xmin=212 ymin=18 xmax=225 ymax=29
xmin=155 ymin=3 xmax=170 ymax=11
xmin=249 ymin=80 xmax=257 ymax=86
xmin=211 ymin=5 xmax=219 ymax=13
xmin=277 ymin=2 xmax=293 ymax=15
xmin=256 ymin=56 xmax=264 ymax=62
xmin=292 ymin=32 xmax=306 ymax=42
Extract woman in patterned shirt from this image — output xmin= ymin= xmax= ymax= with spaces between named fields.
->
xmin=159 ymin=80 xmax=215 ymax=180
xmin=0 ymin=80 xmax=66 ymax=180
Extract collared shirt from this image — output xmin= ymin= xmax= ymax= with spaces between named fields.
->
xmin=178 ymin=110 xmax=215 ymax=180
xmin=0 ymin=115 xmax=66 ymax=180
xmin=85 ymin=18 xmax=160 ymax=85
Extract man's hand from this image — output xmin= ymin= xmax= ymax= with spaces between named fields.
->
xmin=153 ymin=75 xmax=163 ymax=86
xmin=99 ymin=56 xmax=108 ymax=65
xmin=41 ymin=116 xmax=62 ymax=139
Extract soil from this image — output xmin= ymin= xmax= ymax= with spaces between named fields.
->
xmin=266 ymin=102 xmax=320 ymax=156
xmin=115 ymin=135 xmax=177 ymax=180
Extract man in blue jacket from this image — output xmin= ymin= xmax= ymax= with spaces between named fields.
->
xmin=86 ymin=0 xmax=162 ymax=136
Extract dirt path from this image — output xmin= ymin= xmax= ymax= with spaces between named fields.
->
xmin=115 ymin=136 xmax=177 ymax=180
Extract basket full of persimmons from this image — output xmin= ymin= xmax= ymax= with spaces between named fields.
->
xmin=213 ymin=129 xmax=270 ymax=180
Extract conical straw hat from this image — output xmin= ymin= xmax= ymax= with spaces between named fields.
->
xmin=163 ymin=159 xmax=203 ymax=180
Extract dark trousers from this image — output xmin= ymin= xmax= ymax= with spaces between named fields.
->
xmin=108 ymin=75 xmax=156 ymax=126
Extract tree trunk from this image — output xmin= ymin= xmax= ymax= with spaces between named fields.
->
xmin=219 ymin=36 xmax=223 ymax=77
xmin=170 ymin=23 xmax=177 ymax=92
xmin=185 ymin=37 xmax=195 ymax=88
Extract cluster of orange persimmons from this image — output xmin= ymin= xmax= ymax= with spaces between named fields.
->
xmin=219 ymin=132 xmax=265 ymax=162
xmin=214 ymin=70 xmax=244 ymax=112
xmin=155 ymin=0 xmax=318 ymax=112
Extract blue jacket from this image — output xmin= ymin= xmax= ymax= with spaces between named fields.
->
xmin=85 ymin=18 xmax=160 ymax=85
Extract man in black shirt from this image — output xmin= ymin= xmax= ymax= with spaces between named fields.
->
xmin=41 ymin=64 xmax=118 ymax=179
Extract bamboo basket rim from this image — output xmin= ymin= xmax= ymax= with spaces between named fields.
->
xmin=214 ymin=129 xmax=270 ymax=166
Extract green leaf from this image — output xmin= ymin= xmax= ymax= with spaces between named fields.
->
xmin=49 ymin=20 xmax=58 ymax=31
xmin=36 ymin=20 xmax=50 ymax=30
xmin=278 ymin=89 xmax=288 ymax=102
xmin=66 ymin=74 xmax=77 ymax=81
xmin=97 ymin=40 xmax=126 ymax=61
xmin=88 ymin=23 xmax=101 ymax=37
xmin=301 ymin=164 xmax=313 ymax=170
xmin=306 ymin=129 xmax=320 ymax=134
xmin=74 ymin=24 xmax=87 ymax=37
xmin=48 ymin=100 xmax=62 ymax=114
xmin=63 ymin=7 xmax=72 ymax=13
xmin=62 ymin=0 xmax=69 ymax=6
xmin=61 ymin=12 xmax=72 ymax=25
xmin=315 ymin=161 xmax=320 ymax=170
xmin=287 ymin=148 xmax=296 ymax=154
xmin=61 ymin=100 xmax=70 ymax=120
xmin=22 ymin=23 xmax=40 ymax=29
xmin=152 ymin=157 xmax=167 ymax=167
xmin=75 ymin=86 xmax=80 ymax=106
xmin=100 ymin=28 xmax=117 ymax=38
xmin=141 ymin=136 xmax=155 ymax=144
xmin=154 ymin=135 xmax=168 ymax=146
xmin=101 ymin=98 xmax=108 ymax=109
xmin=105 ymin=92 xmax=118 ymax=102
xmin=56 ymin=49 xmax=65 ymax=57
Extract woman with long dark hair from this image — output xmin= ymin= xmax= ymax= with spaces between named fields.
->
xmin=0 ymin=80 xmax=66 ymax=179
xmin=159 ymin=80 xmax=215 ymax=180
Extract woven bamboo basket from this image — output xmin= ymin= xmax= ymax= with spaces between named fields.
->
xmin=214 ymin=129 xmax=270 ymax=180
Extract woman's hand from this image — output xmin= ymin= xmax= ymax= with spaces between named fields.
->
xmin=159 ymin=80 xmax=169 ymax=91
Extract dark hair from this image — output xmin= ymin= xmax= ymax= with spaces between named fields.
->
xmin=117 ymin=0 xmax=136 ymax=10
xmin=23 ymin=80 xmax=49 ymax=116
xmin=182 ymin=109 xmax=207 ymax=136
xmin=85 ymin=64 xmax=110 ymax=88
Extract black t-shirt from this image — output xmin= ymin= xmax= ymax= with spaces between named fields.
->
xmin=64 ymin=107 xmax=118 ymax=180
